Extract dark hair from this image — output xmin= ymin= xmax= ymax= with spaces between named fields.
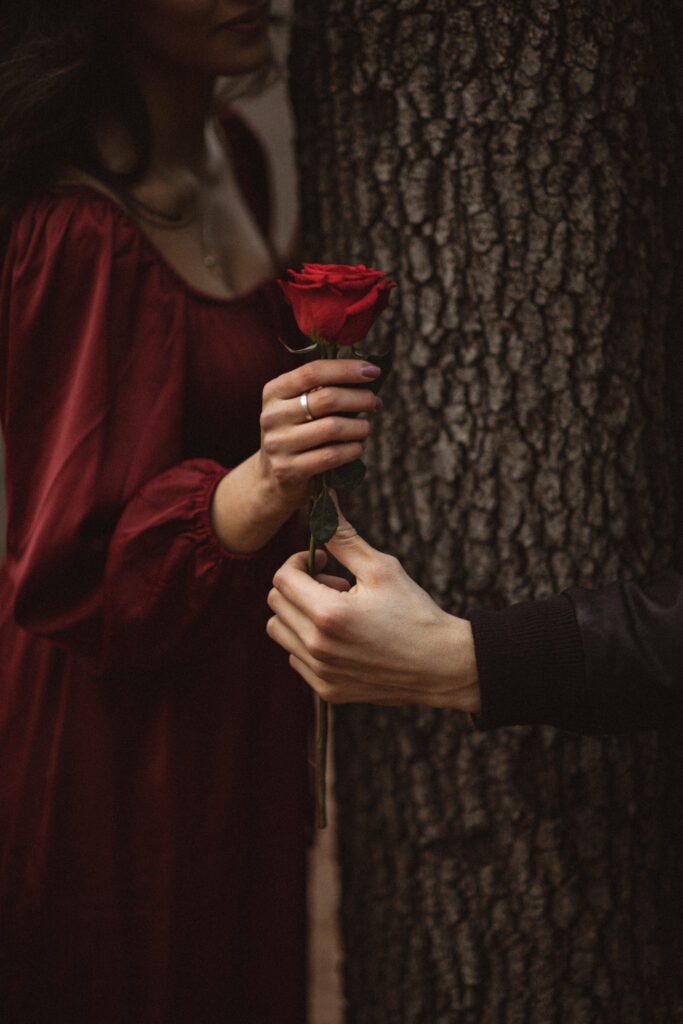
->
xmin=0 ymin=0 xmax=154 ymax=245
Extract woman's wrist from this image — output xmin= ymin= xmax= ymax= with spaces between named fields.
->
xmin=210 ymin=453 xmax=301 ymax=554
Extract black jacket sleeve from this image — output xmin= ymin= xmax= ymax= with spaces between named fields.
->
xmin=470 ymin=568 xmax=683 ymax=734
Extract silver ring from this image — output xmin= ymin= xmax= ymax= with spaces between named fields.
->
xmin=300 ymin=391 xmax=315 ymax=421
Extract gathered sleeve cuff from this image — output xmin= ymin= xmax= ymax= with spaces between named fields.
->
xmin=101 ymin=459 xmax=261 ymax=672
xmin=470 ymin=594 xmax=588 ymax=731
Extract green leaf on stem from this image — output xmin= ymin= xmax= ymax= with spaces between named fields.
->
xmin=327 ymin=458 xmax=366 ymax=490
xmin=309 ymin=482 xmax=338 ymax=544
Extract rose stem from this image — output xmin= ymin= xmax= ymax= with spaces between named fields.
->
xmin=317 ymin=701 xmax=328 ymax=829
xmin=309 ymin=329 xmax=335 ymax=829
xmin=306 ymin=528 xmax=327 ymax=828
xmin=307 ymin=532 xmax=316 ymax=577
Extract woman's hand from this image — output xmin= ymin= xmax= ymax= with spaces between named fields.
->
xmin=210 ymin=360 xmax=380 ymax=553
xmin=257 ymin=358 xmax=381 ymax=512
xmin=266 ymin=509 xmax=481 ymax=710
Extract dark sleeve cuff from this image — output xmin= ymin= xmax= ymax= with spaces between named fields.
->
xmin=470 ymin=593 xmax=587 ymax=731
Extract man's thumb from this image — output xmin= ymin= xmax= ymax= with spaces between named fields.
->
xmin=325 ymin=504 xmax=380 ymax=579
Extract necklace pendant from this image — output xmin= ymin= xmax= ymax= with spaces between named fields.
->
xmin=204 ymin=253 xmax=218 ymax=269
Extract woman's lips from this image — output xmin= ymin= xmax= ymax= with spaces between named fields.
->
xmin=215 ymin=3 xmax=269 ymax=33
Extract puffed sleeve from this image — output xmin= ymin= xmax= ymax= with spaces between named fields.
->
xmin=0 ymin=194 xmax=266 ymax=674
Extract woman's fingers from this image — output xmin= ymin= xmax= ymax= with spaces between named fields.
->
xmin=300 ymin=385 xmax=381 ymax=421
xmin=266 ymin=359 xmax=381 ymax=402
xmin=291 ymin=413 xmax=371 ymax=450
xmin=262 ymin=414 xmax=370 ymax=465
xmin=260 ymin=383 xmax=379 ymax=435
xmin=288 ymin=441 xmax=367 ymax=479
xmin=259 ymin=359 xmax=384 ymax=504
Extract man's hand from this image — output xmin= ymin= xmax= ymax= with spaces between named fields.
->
xmin=267 ymin=511 xmax=481 ymax=710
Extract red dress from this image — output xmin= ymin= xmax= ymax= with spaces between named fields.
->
xmin=0 ymin=124 xmax=310 ymax=1023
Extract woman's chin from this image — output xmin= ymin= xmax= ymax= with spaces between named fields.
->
xmin=210 ymin=32 xmax=272 ymax=78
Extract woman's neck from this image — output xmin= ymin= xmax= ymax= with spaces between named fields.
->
xmin=92 ymin=51 xmax=216 ymax=188
xmin=132 ymin=52 xmax=216 ymax=176
xmin=79 ymin=47 xmax=277 ymax=300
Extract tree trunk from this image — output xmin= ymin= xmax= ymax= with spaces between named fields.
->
xmin=289 ymin=2 xmax=683 ymax=1021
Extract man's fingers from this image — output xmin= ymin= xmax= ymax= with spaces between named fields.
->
xmin=286 ymin=653 xmax=415 ymax=706
xmin=267 ymin=615 xmax=337 ymax=699
xmin=285 ymin=652 xmax=354 ymax=703
xmin=266 ymin=610 xmax=312 ymax=665
xmin=276 ymin=548 xmax=327 ymax=577
xmin=315 ymin=573 xmax=351 ymax=593
xmin=270 ymin=551 xmax=340 ymax=614
xmin=267 ymin=579 xmax=340 ymax=653
xmin=270 ymin=550 xmax=349 ymax=594
xmin=287 ymin=653 xmax=331 ymax=698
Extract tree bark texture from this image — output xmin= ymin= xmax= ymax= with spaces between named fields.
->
xmin=290 ymin=2 xmax=683 ymax=1021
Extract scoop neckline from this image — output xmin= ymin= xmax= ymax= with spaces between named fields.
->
xmin=52 ymin=181 xmax=281 ymax=308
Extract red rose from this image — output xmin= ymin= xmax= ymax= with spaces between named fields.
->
xmin=279 ymin=263 xmax=395 ymax=348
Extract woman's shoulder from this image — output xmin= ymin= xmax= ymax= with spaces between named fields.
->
xmin=1 ymin=183 xmax=181 ymax=315
xmin=8 ymin=182 xmax=142 ymax=268
xmin=0 ymin=184 xmax=185 ymax=364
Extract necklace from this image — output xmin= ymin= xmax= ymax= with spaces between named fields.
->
xmin=126 ymin=109 xmax=235 ymax=291
xmin=198 ymin=200 xmax=223 ymax=278
xmin=133 ymin=186 xmax=230 ymax=289
xmin=197 ymin=190 xmax=232 ymax=288
xmin=128 ymin=193 xmax=197 ymax=231
xmin=197 ymin=116 xmax=236 ymax=288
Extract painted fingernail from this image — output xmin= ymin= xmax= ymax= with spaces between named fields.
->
xmin=361 ymin=363 xmax=381 ymax=378
xmin=374 ymin=396 xmax=383 ymax=410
